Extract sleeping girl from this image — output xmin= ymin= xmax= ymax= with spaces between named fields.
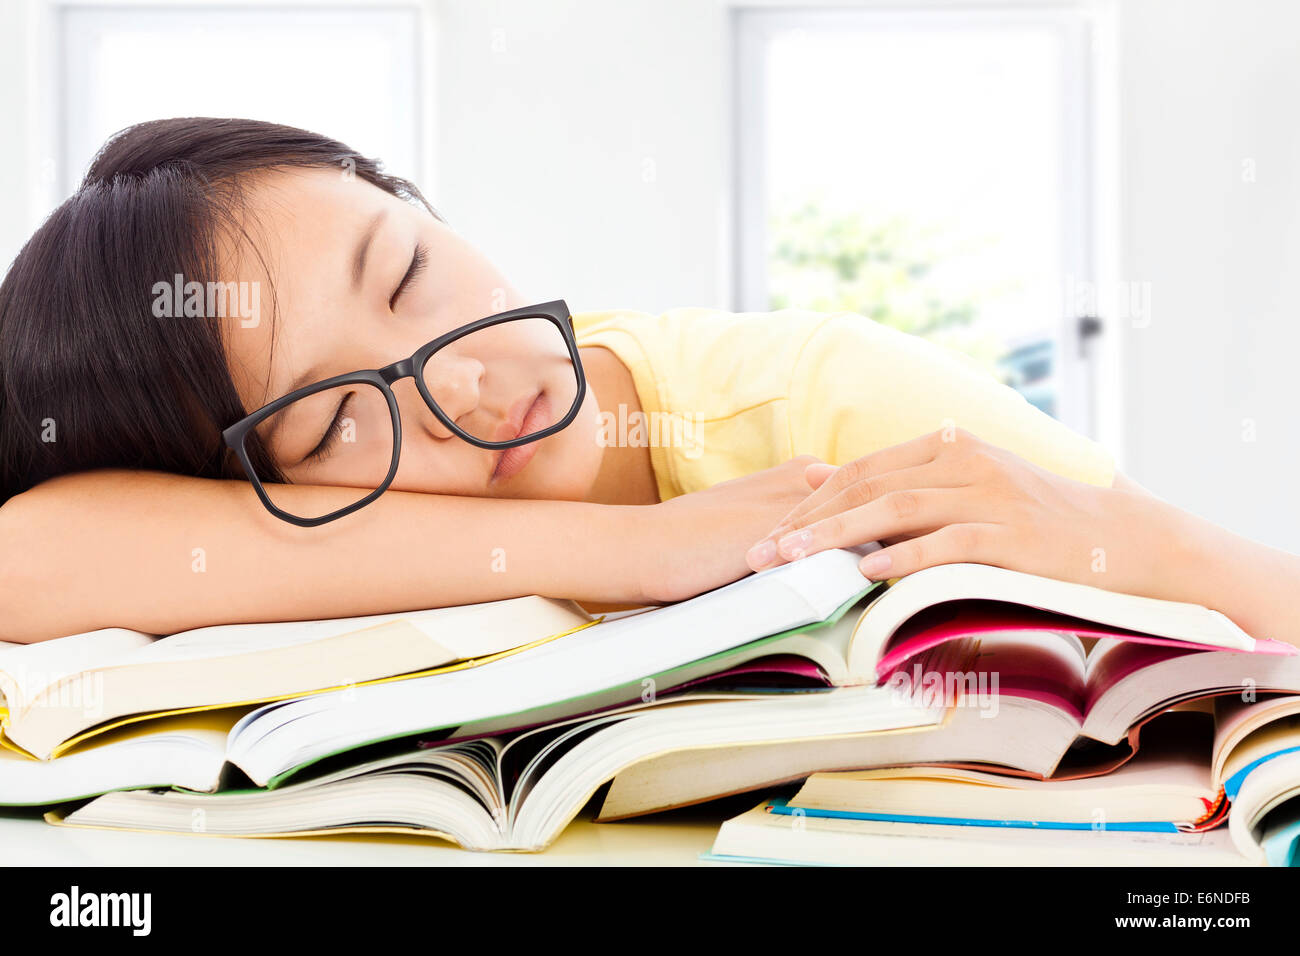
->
xmin=1 ymin=118 xmax=1295 ymax=647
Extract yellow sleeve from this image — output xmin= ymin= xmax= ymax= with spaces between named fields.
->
xmin=787 ymin=312 xmax=1116 ymax=487
xmin=574 ymin=307 xmax=818 ymax=499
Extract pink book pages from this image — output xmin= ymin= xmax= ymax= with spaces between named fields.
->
xmin=1083 ymin=638 xmax=1297 ymax=713
xmin=882 ymin=636 xmax=1087 ymax=721
xmin=992 ymin=675 xmax=1086 ymax=722
xmin=874 ymin=603 xmax=1297 ymax=682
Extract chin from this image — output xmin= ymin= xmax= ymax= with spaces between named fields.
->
xmin=489 ymin=441 xmax=592 ymax=501
xmin=536 ymin=443 xmax=604 ymax=501
xmin=537 ymin=461 xmax=602 ymax=501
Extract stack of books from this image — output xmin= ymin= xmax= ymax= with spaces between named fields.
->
xmin=4 ymin=547 xmax=1300 ymax=864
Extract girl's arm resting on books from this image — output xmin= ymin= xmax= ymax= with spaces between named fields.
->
xmin=0 ymin=459 xmax=821 ymax=643
xmin=745 ymin=429 xmax=1300 ymax=647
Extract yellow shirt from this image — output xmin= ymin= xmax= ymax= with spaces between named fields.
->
xmin=572 ymin=307 xmax=1114 ymax=502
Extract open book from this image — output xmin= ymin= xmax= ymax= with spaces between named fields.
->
xmin=781 ymin=709 xmax=1227 ymax=832
xmin=705 ymin=800 xmax=1253 ymax=867
xmin=781 ymin=695 xmax=1300 ymax=859
xmin=595 ymin=624 xmax=1299 ymax=821
xmin=857 ymin=562 xmax=1257 ymax=678
xmin=1217 ymin=694 xmax=1300 ymax=863
xmin=0 ymin=597 xmax=594 ymax=760
xmin=47 ymin=685 xmax=940 ymax=851
xmin=1231 ymin=750 xmax=1300 ymax=865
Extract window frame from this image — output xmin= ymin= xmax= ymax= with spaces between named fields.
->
xmin=47 ymin=0 xmax=434 ymax=201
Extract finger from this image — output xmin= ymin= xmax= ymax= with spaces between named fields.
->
xmin=782 ymin=461 xmax=969 ymax=536
xmin=804 ymin=461 xmax=837 ymax=489
xmin=746 ymin=460 xmax=954 ymax=571
xmin=764 ymin=433 xmax=945 ymax=542
xmin=857 ymin=523 xmax=1002 ymax=580
xmin=774 ymin=487 xmax=977 ymax=562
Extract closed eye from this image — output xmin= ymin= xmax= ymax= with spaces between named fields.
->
xmin=305 ymin=391 xmax=355 ymax=463
xmin=390 ymin=242 xmax=429 ymax=309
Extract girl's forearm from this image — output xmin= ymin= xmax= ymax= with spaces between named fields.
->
xmin=1162 ymin=504 xmax=1300 ymax=647
xmin=0 ymin=470 xmax=650 ymax=642
xmin=1110 ymin=482 xmax=1300 ymax=647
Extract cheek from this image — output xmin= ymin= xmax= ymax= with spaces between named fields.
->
xmin=388 ymin=435 xmax=487 ymax=496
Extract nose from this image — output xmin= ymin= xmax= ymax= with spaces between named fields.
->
xmin=409 ymin=352 xmax=486 ymax=438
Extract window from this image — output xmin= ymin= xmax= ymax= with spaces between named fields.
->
xmin=57 ymin=4 xmax=426 ymax=195
xmin=734 ymin=6 xmax=1101 ymax=432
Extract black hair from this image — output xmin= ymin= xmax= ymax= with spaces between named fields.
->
xmin=0 ymin=117 xmax=438 ymax=501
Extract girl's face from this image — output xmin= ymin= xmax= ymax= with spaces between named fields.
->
xmin=220 ymin=166 xmax=605 ymax=501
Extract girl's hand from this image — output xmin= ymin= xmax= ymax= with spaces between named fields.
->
xmin=635 ymin=455 xmax=828 ymax=604
xmin=744 ymin=429 xmax=1168 ymax=598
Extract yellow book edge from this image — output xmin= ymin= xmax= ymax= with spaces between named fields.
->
xmin=1 ymin=616 xmax=602 ymax=761
xmin=0 ymin=708 xmax=27 ymax=758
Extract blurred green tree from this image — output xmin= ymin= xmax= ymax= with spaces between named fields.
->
xmin=767 ymin=198 xmax=1012 ymax=377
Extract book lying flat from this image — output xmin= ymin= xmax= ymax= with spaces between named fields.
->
xmin=0 ymin=596 xmax=594 ymax=760
xmin=781 ymin=710 xmax=1227 ymax=832
xmin=596 ymin=627 xmax=1300 ymax=820
xmin=47 ymin=684 xmax=941 ymax=851
xmin=705 ymin=800 xmax=1255 ymax=867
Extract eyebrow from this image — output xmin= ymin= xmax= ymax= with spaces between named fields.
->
xmin=351 ymin=210 xmax=387 ymax=292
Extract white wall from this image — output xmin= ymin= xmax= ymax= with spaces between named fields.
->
xmin=1116 ymin=0 xmax=1300 ymax=549
xmin=432 ymin=0 xmax=731 ymax=313
xmin=0 ymin=1 xmax=39 ymax=272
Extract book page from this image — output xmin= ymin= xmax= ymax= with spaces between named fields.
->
xmin=0 ymin=628 xmax=155 ymax=712
xmin=123 ymin=596 xmax=591 ymax=665
xmin=124 ymin=614 xmax=416 ymax=663
xmin=861 ymin=564 xmax=1255 ymax=669
xmin=1213 ymin=696 xmax=1300 ymax=788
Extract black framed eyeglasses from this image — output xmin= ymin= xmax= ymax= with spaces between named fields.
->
xmin=222 ymin=299 xmax=587 ymax=527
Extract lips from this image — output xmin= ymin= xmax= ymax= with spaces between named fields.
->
xmin=490 ymin=391 xmax=551 ymax=483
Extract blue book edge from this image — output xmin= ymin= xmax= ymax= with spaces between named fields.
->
xmin=765 ymin=795 xmax=1181 ymax=833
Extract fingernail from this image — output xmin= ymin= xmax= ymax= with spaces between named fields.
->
xmin=747 ymin=539 xmax=776 ymax=566
xmin=777 ymin=528 xmax=812 ymax=560
xmin=859 ymin=552 xmax=893 ymax=578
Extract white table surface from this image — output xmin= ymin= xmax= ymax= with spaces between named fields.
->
xmin=0 ymin=796 xmax=1256 ymax=866
xmin=0 ymin=799 xmax=731 ymax=866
